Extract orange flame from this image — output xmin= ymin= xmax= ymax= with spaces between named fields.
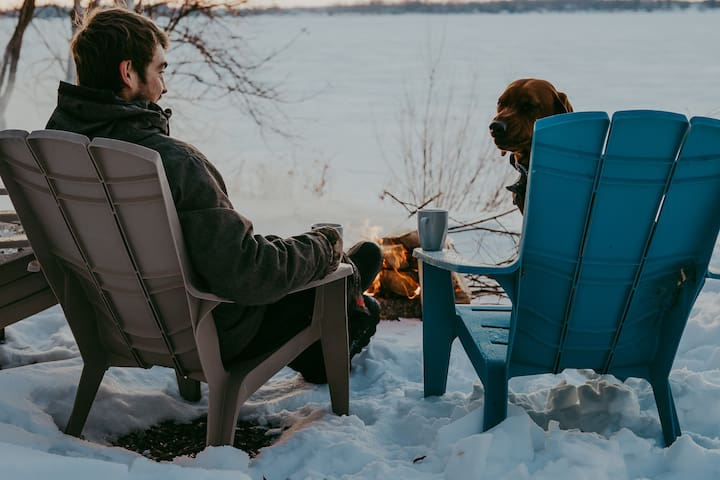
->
xmin=364 ymin=238 xmax=420 ymax=299
xmin=366 ymin=270 xmax=382 ymax=296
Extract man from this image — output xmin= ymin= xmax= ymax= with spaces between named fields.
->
xmin=47 ymin=7 xmax=382 ymax=383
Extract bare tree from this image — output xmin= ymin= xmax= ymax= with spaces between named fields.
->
xmin=378 ymin=45 xmax=522 ymax=301
xmin=0 ymin=0 xmax=35 ymax=129
xmin=2 ymin=0 xmax=291 ymax=133
xmin=131 ymin=0 xmax=290 ymax=132
xmin=65 ymin=0 xmax=82 ymax=83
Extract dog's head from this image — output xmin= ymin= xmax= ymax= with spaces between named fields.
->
xmin=489 ymin=78 xmax=573 ymax=159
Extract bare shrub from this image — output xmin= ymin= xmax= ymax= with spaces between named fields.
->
xmin=137 ymin=0 xmax=292 ymax=132
xmin=379 ymin=45 xmax=521 ymax=301
xmin=2 ymin=0 xmax=293 ymax=134
xmin=379 ymin=46 xmax=516 ymax=218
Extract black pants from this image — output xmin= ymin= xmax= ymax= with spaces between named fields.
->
xmin=237 ymin=288 xmax=316 ymax=361
xmin=236 ymin=241 xmax=382 ymax=383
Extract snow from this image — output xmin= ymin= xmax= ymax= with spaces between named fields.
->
xmin=2 ymin=8 xmax=720 ymax=479
xmin=6 ymin=307 xmax=720 ymax=478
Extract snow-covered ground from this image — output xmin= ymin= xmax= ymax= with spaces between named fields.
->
xmin=2 ymin=9 xmax=720 ymax=479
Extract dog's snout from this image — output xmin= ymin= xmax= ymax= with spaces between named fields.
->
xmin=489 ymin=120 xmax=507 ymax=136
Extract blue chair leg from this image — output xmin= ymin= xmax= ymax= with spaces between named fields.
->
xmin=482 ymin=360 xmax=508 ymax=431
xmin=651 ymin=375 xmax=681 ymax=446
xmin=420 ymin=262 xmax=456 ymax=397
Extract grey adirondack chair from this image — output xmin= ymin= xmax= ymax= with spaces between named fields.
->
xmin=415 ymin=111 xmax=720 ymax=446
xmin=0 ymin=129 xmax=352 ymax=447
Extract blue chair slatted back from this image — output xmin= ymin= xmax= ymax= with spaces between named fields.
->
xmin=617 ymin=116 xmax=720 ymax=376
xmin=509 ymin=111 xmax=720 ymax=378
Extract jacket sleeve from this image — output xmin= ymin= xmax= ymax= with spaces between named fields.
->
xmin=180 ymin=208 xmax=341 ymax=305
xmin=165 ymin=144 xmax=342 ymax=305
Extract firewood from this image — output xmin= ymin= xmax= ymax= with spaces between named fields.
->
xmin=379 ymin=269 xmax=420 ymax=299
xmin=367 ymin=231 xmax=473 ymax=319
xmin=381 ymin=230 xmax=420 ymax=252
xmin=381 ymin=243 xmax=410 ymax=270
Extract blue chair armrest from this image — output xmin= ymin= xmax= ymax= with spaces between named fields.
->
xmin=413 ymin=248 xmax=520 ymax=277
xmin=707 ymin=266 xmax=720 ymax=280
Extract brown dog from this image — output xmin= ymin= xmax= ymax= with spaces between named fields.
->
xmin=489 ymin=78 xmax=573 ymax=213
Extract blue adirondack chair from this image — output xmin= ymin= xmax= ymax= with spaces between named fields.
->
xmin=413 ymin=110 xmax=720 ymax=446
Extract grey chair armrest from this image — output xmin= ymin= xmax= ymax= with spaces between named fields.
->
xmin=288 ymin=263 xmax=353 ymax=295
xmin=186 ymin=262 xmax=353 ymax=302
xmin=186 ymin=284 xmax=233 ymax=303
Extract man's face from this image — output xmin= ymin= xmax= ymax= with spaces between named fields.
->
xmin=123 ymin=45 xmax=167 ymax=103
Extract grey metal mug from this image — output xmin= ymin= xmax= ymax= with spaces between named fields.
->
xmin=417 ymin=209 xmax=448 ymax=251
xmin=311 ymin=222 xmax=343 ymax=238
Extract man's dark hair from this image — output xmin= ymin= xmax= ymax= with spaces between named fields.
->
xmin=71 ymin=8 xmax=169 ymax=94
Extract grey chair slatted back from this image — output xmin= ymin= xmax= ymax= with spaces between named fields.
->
xmin=2 ymin=130 xmax=200 ymax=374
xmin=0 ymin=129 xmax=351 ymax=446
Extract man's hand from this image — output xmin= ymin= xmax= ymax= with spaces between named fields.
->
xmin=313 ymin=226 xmax=343 ymax=274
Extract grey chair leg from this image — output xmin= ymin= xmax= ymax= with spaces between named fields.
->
xmin=319 ymin=279 xmax=350 ymax=416
xmin=206 ymin=378 xmax=242 ymax=447
xmin=175 ymin=370 xmax=201 ymax=402
xmin=65 ymin=363 xmax=106 ymax=437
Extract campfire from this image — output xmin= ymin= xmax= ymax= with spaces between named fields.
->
xmin=365 ymin=231 xmax=471 ymax=319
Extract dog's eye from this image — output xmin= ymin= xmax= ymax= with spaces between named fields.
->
xmin=522 ymin=102 xmax=538 ymax=112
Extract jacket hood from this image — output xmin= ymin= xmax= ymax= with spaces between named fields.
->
xmin=46 ymin=82 xmax=172 ymax=144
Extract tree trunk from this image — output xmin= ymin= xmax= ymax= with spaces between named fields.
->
xmin=0 ymin=0 xmax=36 ymax=129
xmin=64 ymin=0 xmax=82 ymax=83
xmin=115 ymin=0 xmax=136 ymax=9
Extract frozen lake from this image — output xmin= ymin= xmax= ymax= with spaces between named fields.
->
xmin=3 ymin=9 xmax=720 ymax=240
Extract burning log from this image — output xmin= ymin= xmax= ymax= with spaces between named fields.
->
xmin=366 ymin=231 xmax=471 ymax=320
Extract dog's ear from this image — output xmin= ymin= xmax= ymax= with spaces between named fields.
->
xmin=554 ymin=91 xmax=573 ymax=113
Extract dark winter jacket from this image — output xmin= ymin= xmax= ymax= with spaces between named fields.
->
xmin=46 ymin=82 xmax=342 ymax=361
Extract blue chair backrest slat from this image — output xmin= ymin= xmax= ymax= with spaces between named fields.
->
xmin=509 ymin=112 xmax=609 ymax=374
xmin=612 ymin=116 xmax=720 ymax=371
xmin=559 ymin=112 xmax=688 ymax=372
xmin=583 ymin=111 xmax=688 ymax=262
xmin=643 ymin=117 xmax=720 ymax=268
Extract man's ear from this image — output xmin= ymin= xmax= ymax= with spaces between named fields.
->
xmin=119 ymin=59 xmax=134 ymax=88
